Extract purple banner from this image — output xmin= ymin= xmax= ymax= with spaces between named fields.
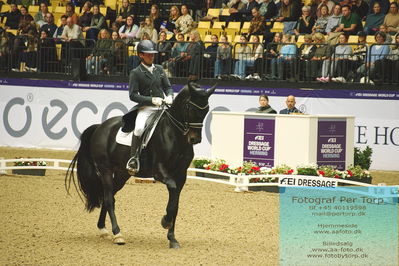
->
xmin=317 ymin=119 xmax=347 ymax=170
xmin=243 ymin=117 xmax=275 ymax=168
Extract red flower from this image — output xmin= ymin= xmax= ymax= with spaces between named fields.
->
xmin=218 ymin=164 xmax=229 ymax=172
xmin=287 ymin=169 xmax=294 ymax=174
xmin=334 ymin=174 xmax=341 ymax=179
xmin=318 ymin=170 xmax=325 ymax=176
xmin=206 ymin=166 xmax=211 ymax=170
xmin=347 ymin=170 xmax=353 ymax=177
xmin=251 ymin=166 xmax=260 ymax=172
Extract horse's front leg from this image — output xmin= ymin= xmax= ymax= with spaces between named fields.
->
xmin=161 ymin=182 xmax=184 ymax=249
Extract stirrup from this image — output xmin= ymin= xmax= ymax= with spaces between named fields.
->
xmin=126 ymin=157 xmax=140 ymax=175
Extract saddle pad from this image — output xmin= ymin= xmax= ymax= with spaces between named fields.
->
xmin=116 ymin=128 xmax=132 ymax=146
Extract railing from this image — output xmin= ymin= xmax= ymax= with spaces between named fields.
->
xmin=1 ymin=36 xmax=397 ymax=84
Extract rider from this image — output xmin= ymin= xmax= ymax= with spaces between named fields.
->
xmin=126 ymin=39 xmax=174 ymax=174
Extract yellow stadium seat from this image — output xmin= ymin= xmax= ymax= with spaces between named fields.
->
xmin=348 ymin=35 xmax=358 ymax=43
xmin=366 ymin=35 xmax=375 ymax=44
xmin=54 ymin=6 xmax=65 ymax=14
xmin=207 ymin=8 xmax=220 ymax=18
xmin=225 ymin=21 xmax=240 ymax=37
xmin=166 ymin=33 xmax=174 ymax=40
xmin=56 ymin=44 xmax=62 ymax=60
xmin=1 ymin=4 xmax=10 ymax=13
xmin=198 ymin=21 xmax=211 ymax=37
xmin=271 ymin=22 xmax=284 ymax=33
xmin=240 ymin=21 xmax=251 ymax=34
xmin=6 ymin=29 xmax=17 ymax=36
xmin=100 ymin=6 xmax=107 ymax=15
xmin=104 ymin=0 xmax=117 ymax=10
xmin=209 ymin=21 xmax=226 ymax=36
xmin=221 ymin=8 xmax=230 ymax=16
xmin=296 ymin=35 xmax=305 ymax=47
xmin=28 ymin=5 xmax=39 ymax=14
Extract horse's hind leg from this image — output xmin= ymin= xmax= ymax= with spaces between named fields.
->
xmin=101 ymin=169 xmax=126 ymax=245
xmin=97 ymin=206 xmax=111 ymax=239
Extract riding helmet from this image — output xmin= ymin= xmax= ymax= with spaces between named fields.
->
xmin=136 ymin=40 xmax=158 ymax=54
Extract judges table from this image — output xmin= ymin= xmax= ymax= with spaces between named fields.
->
xmin=211 ymin=112 xmax=355 ymax=170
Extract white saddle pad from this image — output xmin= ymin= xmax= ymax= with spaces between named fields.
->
xmin=116 ymin=128 xmax=132 ymax=146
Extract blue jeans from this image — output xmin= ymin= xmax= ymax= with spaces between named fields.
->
xmin=86 ymin=56 xmax=108 ymax=75
xmin=234 ymin=59 xmax=254 ymax=78
xmin=214 ymin=59 xmax=231 ymax=77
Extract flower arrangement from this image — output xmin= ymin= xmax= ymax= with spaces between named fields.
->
xmin=192 ymin=158 xmax=372 ymax=183
xmin=13 ymin=157 xmax=47 ymax=167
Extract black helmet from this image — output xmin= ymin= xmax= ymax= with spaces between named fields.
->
xmin=136 ymin=40 xmax=158 ymax=54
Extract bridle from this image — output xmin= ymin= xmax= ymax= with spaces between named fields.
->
xmin=165 ymin=100 xmax=209 ymax=135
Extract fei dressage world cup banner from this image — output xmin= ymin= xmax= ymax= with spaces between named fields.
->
xmin=0 ymin=78 xmax=398 ymax=170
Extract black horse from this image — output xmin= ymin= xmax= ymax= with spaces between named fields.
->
xmin=65 ymin=83 xmax=216 ymax=248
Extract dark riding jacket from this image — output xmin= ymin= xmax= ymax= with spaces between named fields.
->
xmin=129 ymin=64 xmax=173 ymax=107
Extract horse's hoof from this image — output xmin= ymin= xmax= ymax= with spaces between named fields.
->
xmin=99 ymin=228 xmax=112 ymax=240
xmin=169 ymin=241 xmax=181 ymax=249
xmin=113 ymin=233 xmax=126 ymax=245
xmin=161 ymin=216 xmax=173 ymax=229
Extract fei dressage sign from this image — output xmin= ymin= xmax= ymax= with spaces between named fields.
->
xmin=279 ymin=176 xmax=338 ymax=188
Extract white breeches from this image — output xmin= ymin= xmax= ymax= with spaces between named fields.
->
xmin=133 ymin=106 xmax=159 ymax=137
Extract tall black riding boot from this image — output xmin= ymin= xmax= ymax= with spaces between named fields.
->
xmin=126 ymin=135 xmax=141 ymax=175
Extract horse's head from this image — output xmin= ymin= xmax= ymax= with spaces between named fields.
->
xmin=170 ymin=82 xmax=216 ymax=145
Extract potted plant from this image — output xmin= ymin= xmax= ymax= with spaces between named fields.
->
xmin=12 ymin=158 xmax=47 ymax=176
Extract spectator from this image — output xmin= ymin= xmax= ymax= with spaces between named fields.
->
xmin=78 ymin=1 xmax=93 ymax=28
xmin=369 ymin=0 xmax=390 ymax=15
xmin=0 ymin=3 xmax=21 ymax=30
xmin=20 ymin=30 xmax=38 ymax=71
xmin=86 ymin=28 xmax=111 ymax=75
xmin=156 ymin=31 xmax=172 ymax=64
xmin=214 ymin=34 xmax=232 ymax=78
xmin=65 ymin=3 xmax=79 ymax=25
xmin=313 ymin=5 xmax=329 ymax=34
xmin=265 ymin=32 xmax=283 ymax=79
xmin=294 ymin=6 xmax=316 ymax=36
xmin=249 ymin=7 xmax=266 ymax=36
xmin=379 ymin=24 xmax=392 ymax=43
xmin=227 ymin=0 xmax=245 ymax=18
xmin=274 ymin=0 xmax=301 ymax=35
xmin=233 ymin=0 xmax=259 ymax=22
xmin=256 ymin=94 xmax=277 ymax=114
xmin=274 ymin=34 xmax=297 ymax=80
xmin=163 ymin=33 xmax=188 ymax=77
xmin=119 ymin=15 xmax=139 ymax=44
xmin=149 ymin=4 xmax=162 ymax=33
xmin=364 ymin=2 xmax=385 ymax=35
xmin=331 ymin=33 xmax=353 ymax=82
xmin=310 ymin=32 xmax=331 ymax=81
xmin=40 ymin=13 xmax=57 ymax=38
xmin=348 ymin=31 xmax=367 ymax=78
xmin=54 ymin=15 xmax=68 ymax=40
xmin=383 ymin=2 xmax=399 ymax=35
xmin=351 ymin=0 xmax=369 ymax=21
xmin=38 ymin=30 xmax=56 ymax=72
xmin=317 ymin=0 xmax=334 ymax=17
xmin=245 ymin=35 xmax=264 ymax=80
xmin=279 ymin=95 xmax=302 ymax=114
xmin=174 ymin=5 xmax=193 ymax=35
xmin=137 ymin=17 xmax=158 ymax=43
xmin=325 ymin=4 xmax=342 ymax=34
xmin=298 ymin=34 xmax=316 ymax=81
xmin=336 ymin=5 xmax=363 ymax=35
xmin=164 ymin=5 xmax=180 ymax=34
xmin=232 ymin=35 xmax=251 ymax=79
xmin=110 ymin=31 xmax=126 ymax=74
xmin=61 ymin=16 xmax=84 ymax=61
xmin=116 ymin=0 xmax=134 ymax=27
xmin=85 ymin=5 xmax=106 ymax=41
xmin=203 ymin=34 xmax=218 ymax=78
xmin=387 ymin=33 xmax=399 ymax=82
xmin=185 ymin=30 xmax=203 ymax=81
xmin=356 ymin=31 xmax=390 ymax=83
xmin=258 ymin=0 xmax=277 ymax=21
xmin=19 ymin=6 xmax=33 ymax=25
xmin=34 ymin=2 xmax=48 ymax=27
xmin=110 ymin=22 xmax=119 ymax=33
xmin=0 ymin=28 xmax=9 ymax=69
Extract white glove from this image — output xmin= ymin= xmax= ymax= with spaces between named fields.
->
xmin=152 ymin=97 xmax=163 ymax=106
xmin=165 ymin=95 xmax=173 ymax=105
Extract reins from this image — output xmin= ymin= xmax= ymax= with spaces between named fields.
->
xmin=165 ymin=100 xmax=209 ymax=135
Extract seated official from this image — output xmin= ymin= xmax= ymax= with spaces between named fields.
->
xmin=279 ymin=95 xmax=303 ymax=114
xmin=256 ymin=94 xmax=277 ymax=113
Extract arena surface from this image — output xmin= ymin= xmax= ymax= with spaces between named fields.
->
xmin=0 ymin=147 xmax=398 ymax=265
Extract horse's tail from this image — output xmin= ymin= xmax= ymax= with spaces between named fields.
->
xmin=65 ymin=124 xmax=103 ymax=212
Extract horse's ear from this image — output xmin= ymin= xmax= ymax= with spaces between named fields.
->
xmin=187 ymin=82 xmax=196 ymax=95
xmin=205 ymin=83 xmax=217 ymax=97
